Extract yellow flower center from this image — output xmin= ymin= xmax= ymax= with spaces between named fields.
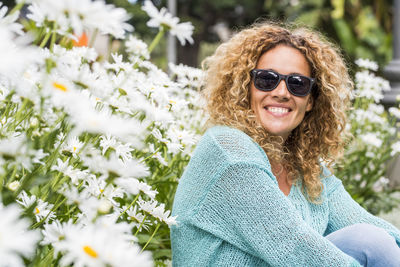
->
xmin=169 ymin=100 xmax=176 ymax=105
xmin=73 ymin=146 xmax=77 ymax=152
xmin=53 ymin=82 xmax=68 ymax=92
xmin=35 ymin=207 xmax=40 ymax=214
xmin=83 ymin=245 xmax=98 ymax=258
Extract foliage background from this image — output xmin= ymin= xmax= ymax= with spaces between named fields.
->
xmin=102 ymin=0 xmax=394 ymax=71
xmin=2 ymin=0 xmax=395 ymax=69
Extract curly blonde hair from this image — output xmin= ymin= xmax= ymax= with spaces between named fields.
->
xmin=202 ymin=21 xmax=353 ymax=202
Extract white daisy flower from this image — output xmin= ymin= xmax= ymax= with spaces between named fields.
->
xmin=100 ymin=134 xmax=118 ymax=155
xmin=168 ymin=62 xmax=204 ymax=88
xmin=115 ymin=177 xmax=140 ymax=195
xmin=125 ymin=205 xmax=151 ymax=232
xmin=0 ymin=204 xmax=40 ymax=267
xmin=41 ymin=220 xmax=74 ymax=247
xmin=78 ymin=196 xmax=114 ymax=220
xmin=0 ymin=24 xmax=39 ymax=78
xmin=0 ymin=3 xmax=24 ymax=35
xmin=17 ymin=191 xmax=56 ymax=223
xmin=137 ymin=181 xmax=158 ymax=199
xmin=55 ymin=221 xmax=153 ymax=267
xmin=116 ymin=177 xmax=157 ymax=199
xmin=32 ymin=148 xmax=49 ymax=165
xmin=27 ymin=0 xmax=133 ymax=38
xmin=59 ymin=185 xmax=89 ymax=206
xmin=125 ymin=35 xmax=150 ymax=59
xmin=149 ymin=144 xmax=168 ymax=166
xmin=164 ymin=214 xmax=178 ymax=227
xmin=62 ymin=136 xmax=84 ymax=157
xmin=0 ymin=133 xmax=26 ymax=156
xmin=115 ymin=142 xmax=134 ymax=162
xmin=137 ymin=196 xmax=158 ymax=214
xmin=142 ymin=0 xmax=194 ymax=45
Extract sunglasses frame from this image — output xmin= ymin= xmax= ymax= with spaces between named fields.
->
xmin=250 ymin=69 xmax=315 ymax=97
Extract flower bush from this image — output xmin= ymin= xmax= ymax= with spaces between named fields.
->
xmin=0 ymin=0 xmax=205 ymax=266
xmin=335 ymin=58 xmax=400 ymax=215
xmin=1 ymin=0 xmax=399 ymax=265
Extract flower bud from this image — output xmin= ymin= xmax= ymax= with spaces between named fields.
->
xmin=7 ymin=181 xmax=20 ymax=191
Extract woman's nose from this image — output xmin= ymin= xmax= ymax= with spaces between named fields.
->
xmin=271 ymin=80 xmax=290 ymax=99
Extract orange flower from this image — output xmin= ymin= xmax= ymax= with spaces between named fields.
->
xmin=72 ymin=32 xmax=88 ymax=47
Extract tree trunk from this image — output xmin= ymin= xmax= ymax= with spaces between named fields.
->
xmin=177 ymin=35 xmax=201 ymax=67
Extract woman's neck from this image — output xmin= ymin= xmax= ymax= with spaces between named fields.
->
xmin=270 ymin=161 xmax=292 ymax=196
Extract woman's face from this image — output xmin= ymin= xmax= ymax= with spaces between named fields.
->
xmin=250 ymin=44 xmax=313 ymax=141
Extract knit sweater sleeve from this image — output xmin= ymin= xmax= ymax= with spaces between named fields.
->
xmin=189 ymin=160 xmax=361 ymax=266
xmin=324 ymin=171 xmax=400 ymax=247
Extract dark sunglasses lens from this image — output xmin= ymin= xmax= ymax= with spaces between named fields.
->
xmin=255 ymin=71 xmax=279 ymax=91
xmin=287 ymin=75 xmax=311 ymax=96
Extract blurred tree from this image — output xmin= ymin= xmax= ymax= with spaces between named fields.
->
xmin=266 ymin=0 xmax=393 ymax=71
xmin=174 ymin=0 xmax=267 ymax=66
xmin=108 ymin=0 xmax=393 ymax=69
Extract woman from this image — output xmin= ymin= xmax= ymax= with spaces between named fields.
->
xmin=170 ymin=22 xmax=400 ymax=266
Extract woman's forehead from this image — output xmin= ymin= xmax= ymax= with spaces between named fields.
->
xmin=256 ymin=45 xmax=311 ymax=77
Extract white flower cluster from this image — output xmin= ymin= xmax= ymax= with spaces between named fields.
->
xmin=355 ymin=58 xmax=379 ymax=71
xmin=0 ymin=1 xmax=203 ymax=266
xmin=339 ymin=59 xmax=400 ymax=211
xmin=354 ymin=69 xmax=390 ymax=103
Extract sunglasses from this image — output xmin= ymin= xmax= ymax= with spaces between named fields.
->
xmin=250 ymin=69 xmax=315 ymax=97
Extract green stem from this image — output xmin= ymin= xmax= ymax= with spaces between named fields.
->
xmin=39 ymin=30 xmax=52 ymax=49
xmin=134 ymin=214 xmax=147 ymax=236
xmin=148 ymin=27 xmax=166 ymax=54
xmin=119 ymin=194 xmax=140 ymax=218
xmin=0 ymin=164 xmax=17 ymax=191
xmin=141 ymin=223 xmax=161 ymax=252
xmin=0 ymin=98 xmax=14 ymax=122
xmin=9 ymin=1 xmax=25 ymax=15
xmin=140 ymin=147 xmax=161 ymax=163
xmin=50 ymin=22 xmax=58 ymax=52
xmin=89 ymin=29 xmax=98 ymax=47
xmin=13 ymin=98 xmax=29 ymax=122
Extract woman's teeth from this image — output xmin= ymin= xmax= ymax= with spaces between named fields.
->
xmin=267 ymin=107 xmax=289 ymax=114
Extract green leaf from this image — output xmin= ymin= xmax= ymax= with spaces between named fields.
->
xmin=330 ymin=0 xmax=345 ymax=19
xmin=332 ymin=18 xmax=357 ymax=54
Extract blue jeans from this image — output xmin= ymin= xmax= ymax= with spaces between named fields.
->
xmin=326 ymin=223 xmax=400 ymax=267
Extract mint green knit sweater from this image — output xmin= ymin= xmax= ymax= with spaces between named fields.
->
xmin=171 ymin=126 xmax=400 ymax=266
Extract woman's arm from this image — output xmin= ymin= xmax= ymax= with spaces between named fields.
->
xmin=188 ymin=162 xmax=361 ymax=267
xmin=324 ymin=173 xmax=400 ymax=247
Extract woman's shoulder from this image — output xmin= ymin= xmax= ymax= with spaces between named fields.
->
xmin=197 ymin=125 xmax=270 ymax=166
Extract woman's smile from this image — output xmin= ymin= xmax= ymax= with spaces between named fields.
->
xmin=264 ymin=104 xmax=292 ymax=117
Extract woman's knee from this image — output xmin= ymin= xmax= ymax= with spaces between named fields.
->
xmin=327 ymin=223 xmax=400 ymax=267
